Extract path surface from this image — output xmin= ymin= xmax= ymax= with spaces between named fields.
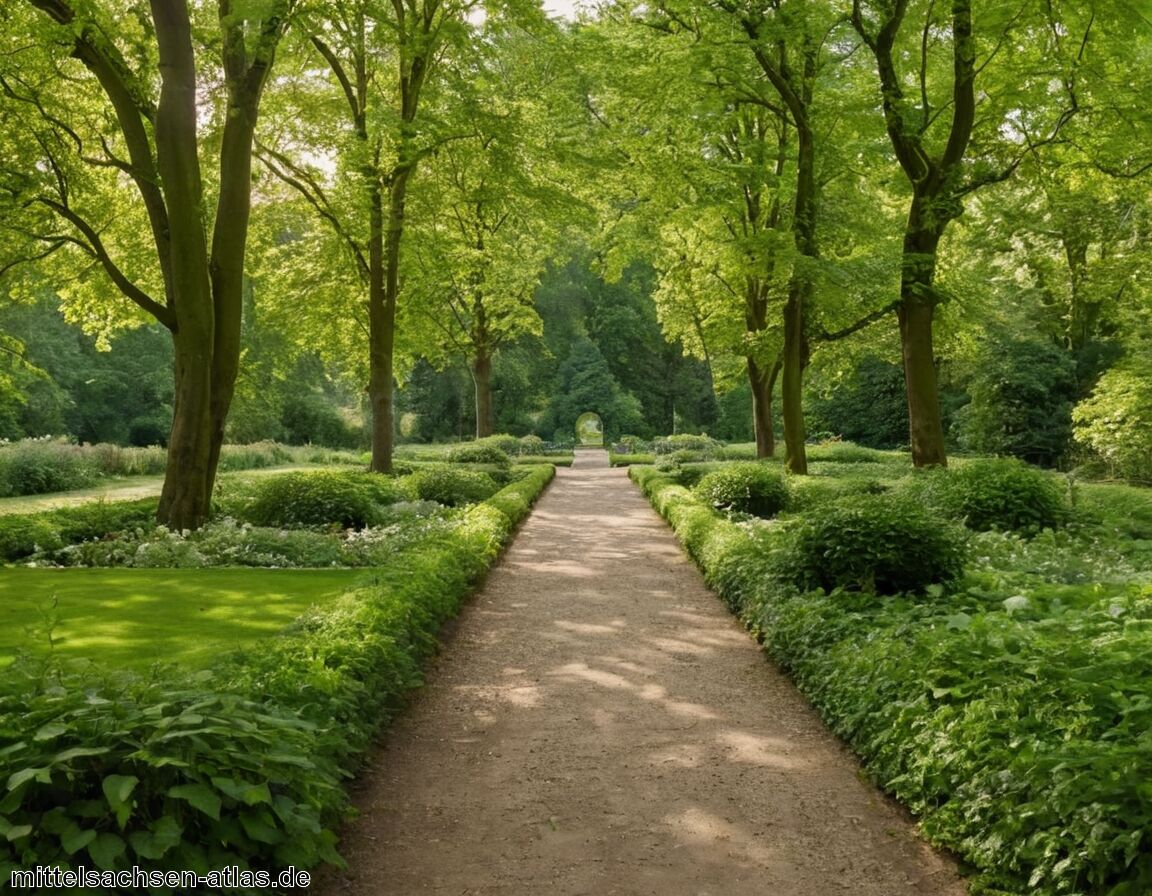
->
xmin=313 ymin=450 xmax=966 ymax=895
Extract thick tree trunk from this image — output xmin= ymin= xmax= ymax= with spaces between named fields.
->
xmin=747 ymin=355 xmax=778 ymax=458
xmin=900 ymin=221 xmax=948 ymax=467
xmin=152 ymin=0 xmax=218 ymax=530
xmin=473 ymin=350 xmax=494 ymax=439
xmin=159 ymin=332 xmax=216 ymax=529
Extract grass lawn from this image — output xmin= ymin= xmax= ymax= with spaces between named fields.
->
xmin=0 ymin=567 xmax=365 ymax=670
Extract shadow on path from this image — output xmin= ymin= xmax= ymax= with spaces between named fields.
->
xmin=313 ymin=449 xmax=967 ymax=895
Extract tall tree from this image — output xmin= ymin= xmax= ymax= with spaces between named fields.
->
xmin=850 ymin=0 xmax=1090 ymax=466
xmin=0 ymin=0 xmax=291 ymax=528
xmin=257 ymin=0 xmax=541 ymax=469
xmin=404 ymin=22 xmax=580 ymax=437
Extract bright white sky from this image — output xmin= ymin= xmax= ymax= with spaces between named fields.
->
xmin=541 ymin=0 xmax=592 ymax=20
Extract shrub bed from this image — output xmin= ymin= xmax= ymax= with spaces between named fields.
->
xmin=693 ymin=462 xmax=789 ymax=518
xmin=0 ymin=465 xmax=554 ymax=882
xmin=239 ymin=469 xmax=411 ymax=529
xmin=907 ymin=457 xmax=1070 ymax=533
xmin=781 ymin=494 xmax=964 ymax=594
xmin=630 ymin=464 xmax=1152 ymax=896
xmin=408 ymin=465 xmax=501 ymax=506
xmin=0 ymin=499 xmax=159 ymax=562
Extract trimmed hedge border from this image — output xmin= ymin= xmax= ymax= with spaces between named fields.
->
xmin=630 ymin=464 xmax=1152 ymax=896
xmin=0 ymin=466 xmax=554 ymax=884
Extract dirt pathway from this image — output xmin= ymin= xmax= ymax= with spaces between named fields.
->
xmin=314 ymin=450 xmax=966 ymax=896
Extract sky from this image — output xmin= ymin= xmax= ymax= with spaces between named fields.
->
xmin=541 ymin=0 xmax=591 ymax=20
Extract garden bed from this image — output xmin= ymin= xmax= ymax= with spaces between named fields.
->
xmin=0 ymin=463 xmax=555 ymax=885
xmin=631 ymin=456 xmax=1152 ymax=896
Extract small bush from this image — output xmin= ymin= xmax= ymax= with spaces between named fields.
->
xmin=445 ymin=443 xmax=512 ymax=469
xmin=782 ymin=494 xmax=965 ymax=594
xmin=518 ymin=434 xmax=545 ymax=456
xmin=241 ymin=470 xmax=408 ymax=529
xmin=612 ymin=435 xmax=653 ymax=454
xmin=476 ymin=434 xmax=523 ymax=455
xmin=694 ymin=462 xmax=789 ymax=518
xmin=408 ymin=465 xmax=500 ymax=507
xmin=911 ymin=458 xmax=1069 ymax=533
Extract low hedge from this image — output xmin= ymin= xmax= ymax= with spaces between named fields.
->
xmin=630 ymin=464 xmax=1152 ymax=896
xmin=0 ymin=465 xmax=554 ymax=883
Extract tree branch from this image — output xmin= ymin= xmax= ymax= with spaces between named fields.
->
xmin=36 ymin=197 xmax=174 ymax=328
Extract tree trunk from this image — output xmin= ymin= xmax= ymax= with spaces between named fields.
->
xmin=159 ymin=331 xmax=216 ymax=529
xmin=473 ymin=350 xmax=494 ymax=438
xmin=368 ymin=167 xmax=412 ymax=473
xmin=781 ymin=288 xmax=808 ymax=474
xmin=152 ymin=0 xmax=217 ymax=529
xmin=900 ymin=221 xmax=948 ymax=467
xmin=747 ymin=355 xmax=779 ymax=458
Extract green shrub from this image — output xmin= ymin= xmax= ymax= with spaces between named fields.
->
xmin=0 ymin=669 xmax=346 ymax=879
xmin=477 ymin=434 xmax=523 ymax=455
xmin=408 ymin=465 xmax=500 ymax=507
xmin=612 ymin=435 xmax=652 ymax=454
xmin=783 ymin=494 xmax=965 ymax=594
xmin=518 ymin=434 xmax=545 ymax=456
xmin=912 ymin=457 xmax=1069 ymax=533
xmin=694 ymin=462 xmax=789 ymax=518
xmin=1073 ymin=355 xmax=1152 ymax=482
xmin=713 ymin=443 xmax=759 ymax=461
xmin=805 ymin=440 xmax=895 ymax=464
xmin=0 ymin=439 xmax=99 ymax=497
xmin=0 ymin=499 xmax=158 ymax=562
xmin=445 ymin=443 xmax=512 ymax=469
xmin=241 ymin=470 xmax=408 ymax=529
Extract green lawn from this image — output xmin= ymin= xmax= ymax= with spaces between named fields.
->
xmin=0 ymin=567 xmax=365 ymax=670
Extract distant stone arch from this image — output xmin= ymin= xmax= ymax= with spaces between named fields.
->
xmin=575 ymin=412 xmax=604 ymax=446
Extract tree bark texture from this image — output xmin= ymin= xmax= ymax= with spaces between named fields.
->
xmin=473 ymin=350 xmax=495 ymax=439
xmin=899 ymin=218 xmax=948 ymax=467
xmin=747 ymin=355 xmax=777 ymax=458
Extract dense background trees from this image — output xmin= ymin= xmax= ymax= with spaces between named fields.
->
xmin=2 ymin=0 xmax=1151 ymax=497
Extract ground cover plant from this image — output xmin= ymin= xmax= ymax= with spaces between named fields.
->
xmin=631 ymin=451 xmax=1152 ymax=896
xmin=0 ymin=463 xmax=555 ymax=883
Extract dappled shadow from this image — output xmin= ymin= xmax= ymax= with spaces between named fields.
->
xmin=1 ymin=568 xmax=361 ymax=670
xmin=314 ymin=459 xmax=966 ymax=896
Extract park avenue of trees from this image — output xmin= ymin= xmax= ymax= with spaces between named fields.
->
xmin=2 ymin=0 xmax=1150 ymax=526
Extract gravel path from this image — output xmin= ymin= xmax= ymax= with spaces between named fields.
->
xmin=313 ymin=450 xmax=967 ymax=895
